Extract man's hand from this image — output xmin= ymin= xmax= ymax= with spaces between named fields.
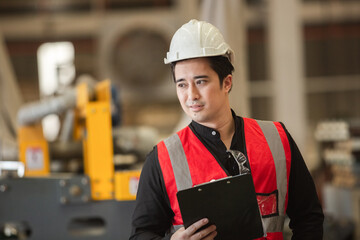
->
xmin=170 ymin=218 xmax=217 ymax=240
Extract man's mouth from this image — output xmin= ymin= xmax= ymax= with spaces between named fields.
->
xmin=187 ymin=101 xmax=204 ymax=112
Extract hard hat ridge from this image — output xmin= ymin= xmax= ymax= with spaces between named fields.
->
xmin=164 ymin=19 xmax=234 ymax=64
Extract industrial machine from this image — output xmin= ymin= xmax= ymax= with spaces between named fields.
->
xmin=0 ymin=5 xmax=184 ymax=239
xmin=0 ymin=79 xmax=143 ymax=240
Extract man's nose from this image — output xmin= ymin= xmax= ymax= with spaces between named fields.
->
xmin=188 ymin=84 xmax=199 ymax=100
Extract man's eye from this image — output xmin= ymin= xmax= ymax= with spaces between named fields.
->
xmin=196 ymin=80 xmax=205 ymax=85
xmin=177 ymin=83 xmax=185 ymax=88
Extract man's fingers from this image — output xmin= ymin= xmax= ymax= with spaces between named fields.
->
xmin=185 ymin=218 xmax=217 ymax=240
xmin=201 ymin=229 xmax=217 ymax=240
xmin=193 ymin=224 xmax=217 ymax=240
xmin=187 ymin=218 xmax=209 ymax=235
xmin=171 ymin=218 xmax=217 ymax=240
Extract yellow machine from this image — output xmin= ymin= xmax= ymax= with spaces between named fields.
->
xmin=1 ymin=80 xmax=141 ymax=240
xmin=18 ymin=79 xmax=140 ymax=201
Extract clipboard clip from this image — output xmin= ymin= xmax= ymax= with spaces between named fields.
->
xmin=226 ymin=150 xmax=250 ymax=175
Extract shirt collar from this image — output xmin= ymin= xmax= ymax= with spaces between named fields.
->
xmin=189 ymin=109 xmax=239 ymax=141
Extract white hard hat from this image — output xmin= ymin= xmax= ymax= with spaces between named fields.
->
xmin=164 ymin=19 xmax=234 ymax=64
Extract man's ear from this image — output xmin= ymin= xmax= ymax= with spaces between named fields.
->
xmin=223 ymin=74 xmax=233 ymax=93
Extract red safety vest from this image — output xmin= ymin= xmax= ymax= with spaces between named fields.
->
xmin=157 ymin=118 xmax=291 ymax=239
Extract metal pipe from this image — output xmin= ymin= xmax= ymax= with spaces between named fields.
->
xmin=17 ymin=74 xmax=97 ymax=126
xmin=17 ymin=89 xmax=76 ymax=126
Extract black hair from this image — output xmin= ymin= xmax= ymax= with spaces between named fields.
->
xmin=170 ymin=56 xmax=234 ymax=90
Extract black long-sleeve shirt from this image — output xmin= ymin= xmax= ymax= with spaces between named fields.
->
xmin=130 ymin=113 xmax=324 ymax=240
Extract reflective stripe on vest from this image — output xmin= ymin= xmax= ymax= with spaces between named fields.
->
xmin=256 ymin=120 xmax=287 ymax=233
xmin=158 ymin=119 xmax=291 ymax=238
xmin=163 ymin=134 xmax=192 ymax=191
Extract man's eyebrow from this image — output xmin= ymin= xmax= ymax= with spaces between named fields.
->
xmin=194 ymin=75 xmax=209 ymax=79
xmin=175 ymin=78 xmax=184 ymax=83
xmin=175 ymin=75 xmax=209 ymax=83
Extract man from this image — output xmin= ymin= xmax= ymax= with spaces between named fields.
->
xmin=130 ymin=19 xmax=324 ymax=240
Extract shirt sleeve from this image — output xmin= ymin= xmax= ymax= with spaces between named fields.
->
xmin=129 ymin=146 xmax=175 ymax=240
xmin=282 ymin=124 xmax=324 ymax=240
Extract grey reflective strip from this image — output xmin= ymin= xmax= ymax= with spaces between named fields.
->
xmin=170 ymin=225 xmax=183 ymax=233
xmin=262 ymin=215 xmax=285 ymax=233
xmin=256 ymin=120 xmax=287 ymax=232
xmin=164 ymin=134 xmax=193 ymax=191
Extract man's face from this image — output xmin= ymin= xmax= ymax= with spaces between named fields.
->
xmin=174 ymin=58 xmax=232 ymax=127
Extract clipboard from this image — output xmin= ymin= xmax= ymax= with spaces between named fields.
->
xmin=176 ymin=174 xmax=264 ymax=240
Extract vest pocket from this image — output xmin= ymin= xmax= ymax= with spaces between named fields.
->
xmin=256 ymin=190 xmax=279 ymax=218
